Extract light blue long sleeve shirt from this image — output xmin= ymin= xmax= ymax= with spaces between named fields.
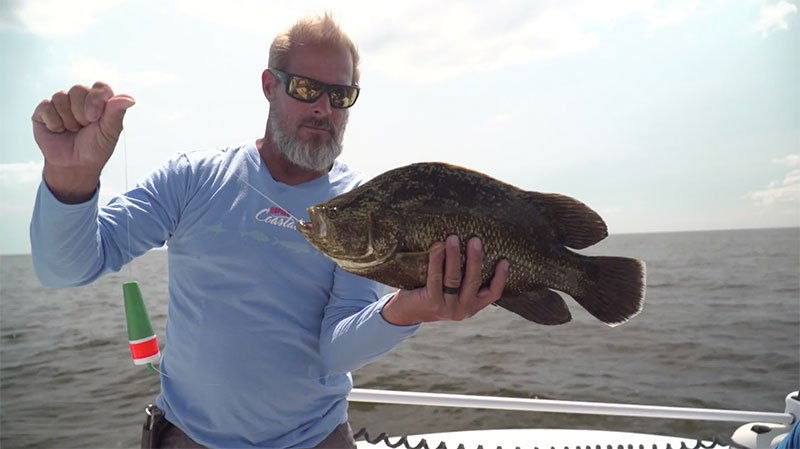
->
xmin=30 ymin=142 xmax=419 ymax=448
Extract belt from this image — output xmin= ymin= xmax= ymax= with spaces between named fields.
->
xmin=141 ymin=404 xmax=168 ymax=449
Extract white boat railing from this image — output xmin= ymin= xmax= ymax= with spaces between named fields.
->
xmin=348 ymin=388 xmax=796 ymax=425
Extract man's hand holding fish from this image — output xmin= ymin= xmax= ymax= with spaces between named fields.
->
xmin=380 ymin=235 xmax=510 ymax=326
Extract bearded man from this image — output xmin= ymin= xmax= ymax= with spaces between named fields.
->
xmin=30 ymin=13 xmax=508 ymax=448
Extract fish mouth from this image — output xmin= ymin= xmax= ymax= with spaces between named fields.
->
xmin=299 ymin=208 xmax=395 ymax=270
xmin=299 ymin=207 xmax=327 ymax=239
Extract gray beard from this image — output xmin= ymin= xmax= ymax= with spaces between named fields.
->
xmin=268 ymin=110 xmax=347 ymax=172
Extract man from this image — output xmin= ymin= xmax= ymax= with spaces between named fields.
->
xmin=30 ymin=13 xmax=509 ymax=448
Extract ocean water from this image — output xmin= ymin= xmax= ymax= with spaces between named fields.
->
xmin=1 ymin=228 xmax=798 ymax=448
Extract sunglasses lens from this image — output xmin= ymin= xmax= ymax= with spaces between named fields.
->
xmin=328 ymin=86 xmax=358 ymax=108
xmin=288 ymin=76 xmax=324 ymax=102
xmin=281 ymin=71 xmax=358 ymax=108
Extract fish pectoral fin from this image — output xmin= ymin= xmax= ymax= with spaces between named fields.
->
xmin=391 ymin=251 xmax=430 ymax=288
xmin=522 ymin=191 xmax=608 ymax=249
xmin=394 ymin=251 xmax=429 ymax=259
xmin=495 ymin=288 xmax=572 ymax=325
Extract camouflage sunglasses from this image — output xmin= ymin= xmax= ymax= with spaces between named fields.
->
xmin=269 ymin=68 xmax=360 ymax=109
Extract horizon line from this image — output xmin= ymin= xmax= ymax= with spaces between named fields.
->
xmin=1 ymin=225 xmax=797 ymax=257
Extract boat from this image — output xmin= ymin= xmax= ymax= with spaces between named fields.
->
xmin=348 ymin=389 xmax=799 ymax=449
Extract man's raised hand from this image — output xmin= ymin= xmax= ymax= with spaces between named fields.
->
xmin=31 ymin=82 xmax=135 ymax=203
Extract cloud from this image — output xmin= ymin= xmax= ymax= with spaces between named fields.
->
xmin=370 ymin=0 xmax=703 ymax=81
xmin=0 ymin=160 xmax=121 ymax=198
xmin=0 ymin=0 xmax=25 ymax=32
xmin=173 ymin=0 xmax=317 ymax=38
xmin=11 ymin=0 xmax=129 ymax=36
xmin=644 ymin=0 xmax=700 ymax=30
xmin=68 ymin=57 xmax=179 ymax=87
xmin=169 ymin=0 xmax=701 ymax=83
xmin=755 ymin=0 xmax=798 ymax=37
xmin=773 ymin=154 xmax=800 ymax=167
xmin=362 ymin=5 xmax=599 ymax=83
xmin=359 ymin=0 xmax=700 ymax=82
xmin=600 ymin=206 xmax=624 ymax=214
xmin=351 ymin=0 xmax=656 ymax=82
xmin=0 ymin=161 xmax=43 ymax=186
xmin=2 ymin=0 xmax=708 ymax=86
xmin=490 ymin=114 xmax=512 ymax=125
xmin=161 ymin=110 xmax=187 ymax=121
xmin=748 ymin=168 xmax=800 ymax=206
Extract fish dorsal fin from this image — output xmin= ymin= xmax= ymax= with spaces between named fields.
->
xmin=522 ymin=191 xmax=608 ymax=249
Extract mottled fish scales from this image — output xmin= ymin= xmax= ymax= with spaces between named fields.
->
xmin=298 ymin=162 xmax=646 ymax=327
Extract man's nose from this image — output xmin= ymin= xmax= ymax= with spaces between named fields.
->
xmin=311 ymin=91 xmax=332 ymax=116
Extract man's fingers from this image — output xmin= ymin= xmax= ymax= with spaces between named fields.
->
xmin=442 ymin=237 xmax=460 ymax=285
xmin=476 ymin=260 xmax=510 ymax=310
xmin=68 ymin=84 xmax=90 ymax=126
xmin=442 ymin=235 xmax=466 ymax=312
xmin=98 ymin=95 xmax=136 ymax=143
xmin=51 ymin=91 xmax=80 ymax=132
xmin=85 ymin=81 xmax=114 ymax=122
xmin=425 ymin=241 xmax=446 ymax=298
xmin=461 ymin=237 xmax=484 ymax=296
xmin=452 ymin=236 xmax=486 ymax=320
xmin=33 ymin=100 xmax=64 ymax=133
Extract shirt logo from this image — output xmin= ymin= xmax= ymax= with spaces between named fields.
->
xmin=267 ymin=207 xmax=289 ymax=217
xmin=255 ymin=207 xmax=296 ymax=230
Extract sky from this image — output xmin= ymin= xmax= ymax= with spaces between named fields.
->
xmin=1 ymin=0 xmax=798 ymax=255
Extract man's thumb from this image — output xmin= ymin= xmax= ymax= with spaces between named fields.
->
xmin=99 ymin=95 xmax=136 ymax=141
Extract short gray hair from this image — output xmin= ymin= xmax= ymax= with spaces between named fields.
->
xmin=268 ymin=12 xmax=360 ymax=85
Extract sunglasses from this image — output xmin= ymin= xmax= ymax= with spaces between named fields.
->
xmin=269 ymin=68 xmax=360 ymax=109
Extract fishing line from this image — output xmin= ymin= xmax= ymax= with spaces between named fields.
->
xmin=123 ymin=129 xmax=133 ymax=280
xmin=146 ymin=362 xmax=172 ymax=379
xmin=231 ymin=171 xmax=303 ymax=224
xmin=120 ymin=128 xmax=319 ymax=384
xmin=120 ymin=123 xmax=166 ymax=377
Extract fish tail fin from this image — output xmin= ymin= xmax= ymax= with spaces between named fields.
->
xmin=573 ymin=255 xmax=646 ymax=327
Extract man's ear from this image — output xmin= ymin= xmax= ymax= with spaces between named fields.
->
xmin=262 ymin=69 xmax=277 ymax=102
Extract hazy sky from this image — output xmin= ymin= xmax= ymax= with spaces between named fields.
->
xmin=1 ymin=0 xmax=798 ymax=255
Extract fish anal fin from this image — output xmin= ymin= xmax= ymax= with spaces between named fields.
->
xmin=495 ymin=288 xmax=572 ymax=325
xmin=522 ymin=191 xmax=608 ymax=249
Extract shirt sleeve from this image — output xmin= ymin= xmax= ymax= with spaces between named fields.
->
xmin=319 ymin=266 xmax=420 ymax=375
xmin=30 ymin=156 xmax=191 ymax=288
xmin=773 ymin=421 xmax=799 ymax=449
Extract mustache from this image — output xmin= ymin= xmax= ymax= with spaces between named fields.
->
xmin=299 ymin=118 xmax=333 ymax=131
